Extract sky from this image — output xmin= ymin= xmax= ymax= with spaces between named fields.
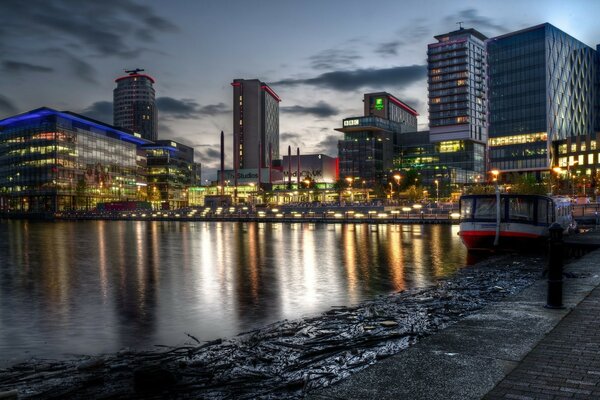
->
xmin=2 ymin=0 xmax=600 ymax=179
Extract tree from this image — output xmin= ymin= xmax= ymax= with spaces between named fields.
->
xmin=332 ymin=179 xmax=348 ymax=204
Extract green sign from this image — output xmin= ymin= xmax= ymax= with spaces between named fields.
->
xmin=374 ymin=98 xmax=384 ymax=110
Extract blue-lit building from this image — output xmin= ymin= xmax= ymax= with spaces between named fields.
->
xmin=0 ymin=107 xmax=151 ymax=213
xmin=144 ymin=140 xmax=200 ymax=209
xmin=487 ymin=23 xmax=599 ymax=176
xmin=337 ymin=93 xmax=418 ymax=186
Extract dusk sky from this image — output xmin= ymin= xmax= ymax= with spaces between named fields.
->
xmin=2 ymin=0 xmax=600 ymax=178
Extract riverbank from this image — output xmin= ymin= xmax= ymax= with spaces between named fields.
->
xmin=0 ymin=252 xmax=547 ymax=399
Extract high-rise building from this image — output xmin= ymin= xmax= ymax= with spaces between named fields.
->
xmin=231 ymin=79 xmax=280 ymax=171
xmin=113 ymin=69 xmax=158 ymax=142
xmin=337 ymin=93 xmax=418 ymax=186
xmin=428 ymin=28 xmax=488 ymax=144
xmin=487 ymin=23 xmax=598 ymax=175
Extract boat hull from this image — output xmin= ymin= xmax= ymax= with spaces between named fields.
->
xmin=459 ymin=222 xmax=548 ymax=250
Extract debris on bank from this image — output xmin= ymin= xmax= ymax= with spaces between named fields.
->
xmin=0 ymin=255 xmax=544 ymax=399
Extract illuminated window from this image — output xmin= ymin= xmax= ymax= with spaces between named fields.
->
xmin=578 ymin=155 xmax=584 ymax=165
xmin=571 ymin=143 xmax=577 ymax=152
xmin=439 ymin=141 xmax=463 ymax=153
xmin=456 ymin=116 xmax=468 ymax=123
xmin=581 ymin=143 xmax=587 ymax=151
xmin=591 ymin=140 xmax=597 ymax=150
xmin=431 ymin=98 xmax=441 ymax=104
xmin=488 ymin=133 xmax=548 ymax=147
xmin=588 ymin=154 xmax=594 ymax=165
xmin=456 ymin=79 xmax=466 ymax=86
xmin=558 ymin=144 xmax=567 ymax=154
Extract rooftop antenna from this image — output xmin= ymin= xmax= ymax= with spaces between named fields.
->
xmin=457 ymin=21 xmax=464 ymax=30
xmin=124 ymin=68 xmax=144 ymax=75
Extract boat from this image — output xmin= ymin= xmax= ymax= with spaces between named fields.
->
xmin=458 ymin=193 xmax=575 ymax=250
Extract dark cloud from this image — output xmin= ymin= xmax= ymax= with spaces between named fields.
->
xmin=315 ymin=134 xmax=340 ymax=157
xmin=445 ymin=9 xmax=508 ymax=36
xmin=39 ymin=48 xmax=97 ymax=83
xmin=2 ymin=60 xmax=53 ymax=73
xmin=204 ymin=148 xmax=221 ymax=159
xmin=0 ymin=95 xmax=18 ymax=116
xmin=199 ymin=103 xmax=230 ymax=116
xmin=280 ymin=132 xmax=301 ymax=141
xmin=309 ymin=48 xmax=362 ymax=70
xmin=375 ymin=41 xmax=403 ymax=57
xmin=281 ymin=101 xmax=339 ymax=118
xmin=274 ymin=65 xmax=427 ymax=91
xmin=157 ymin=97 xmax=230 ymax=119
xmin=80 ymin=101 xmax=113 ymax=124
xmin=0 ymin=0 xmax=177 ymax=60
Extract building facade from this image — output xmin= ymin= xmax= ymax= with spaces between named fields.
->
xmin=487 ymin=23 xmax=598 ymax=175
xmin=144 ymin=140 xmax=200 ymax=209
xmin=0 ymin=108 xmax=150 ymax=213
xmin=113 ymin=69 xmax=158 ymax=142
xmin=231 ymin=79 xmax=280 ymax=171
xmin=428 ymin=28 xmax=488 ymax=144
xmin=395 ymin=131 xmax=485 ymax=187
xmin=337 ymin=93 xmax=418 ymax=186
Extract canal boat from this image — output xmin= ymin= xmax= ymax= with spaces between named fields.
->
xmin=458 ymin=194 xmax=575 ymax=250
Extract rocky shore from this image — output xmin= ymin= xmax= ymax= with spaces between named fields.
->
xmin=0 ymin=253 xmax=546 ymax=399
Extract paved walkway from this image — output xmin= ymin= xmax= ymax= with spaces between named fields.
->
xmin=308 ymin=248 xmax=600 ymax=400
xmin=485 ymin=284 xmax=600 ymax=400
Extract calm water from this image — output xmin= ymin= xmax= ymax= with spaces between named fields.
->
xmin=0 ymin=220 xmax=469 ymax=365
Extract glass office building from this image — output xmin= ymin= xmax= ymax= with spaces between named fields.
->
xmin=0 ymin=108 xmax=150 ymax=213
xmin=395 ymin=131 xmax=485 ymax=186
xmin=488 ymin=23 xmax=598 ymax=174
xmin=144 ymin=140 xmax=200 ymax=210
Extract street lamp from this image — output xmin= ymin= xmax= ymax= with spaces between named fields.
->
xmin=434 ymin=179 xmax=439 ymax=205
xmin=567 ymin=160 xmax=579 ymax=198
xmin=393 ymin=174 xmax=401 ymax=201
xmin=345 ymin=176 xmax=353 ymax=203
xmin=490 ymin=169 xmax=500 ymax=247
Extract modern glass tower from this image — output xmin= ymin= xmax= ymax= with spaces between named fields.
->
xmin=487 ymin=23 xmax=598 ymax=174
xmin=428 ymin=28 xmax=488 ymax=144
xmin=113 ymin=69 xmax=158 ymax=142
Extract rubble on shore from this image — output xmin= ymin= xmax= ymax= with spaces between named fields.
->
xmin=0 ymin=254 xmax=546 ymax=399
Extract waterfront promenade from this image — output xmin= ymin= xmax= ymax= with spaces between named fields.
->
xmin=309 ymin=237 xmax=600 ymax=399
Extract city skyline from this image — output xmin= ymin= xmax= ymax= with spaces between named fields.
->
xmin=2 ymin=0 xmax=600 ymax=178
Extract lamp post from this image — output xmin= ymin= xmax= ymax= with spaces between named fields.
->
xmin=567 ymin=160 xmax=579 ymax=198
xmin=491 ymin=169 xmax=500 ymax=247
xmin=393 ymin=174 xmax=401 ymax=201
xmin=345 ymin=176 xmax=353 ymax=203
xmin=552 ymin=167 xmax=562 ymax=195
xmin=434 ymin=179 xmax=439 ymax=205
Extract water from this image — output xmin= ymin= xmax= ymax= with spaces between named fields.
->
xmin=0 ymin=220 xmax=469 ymax=365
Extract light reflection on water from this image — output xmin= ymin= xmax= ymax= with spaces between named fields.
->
xmin=0 ymin=220 xmax=469 ymax=365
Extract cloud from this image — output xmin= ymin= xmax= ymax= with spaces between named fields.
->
xmin=280 ymin=132 xmax=301 ymax=141
xmin=444 ymin=9 xmax=508 ymax=36
xmin=281 ymin=101 xmax=339 ymax=118
xmin=274 ymin=65 xmax=427 ymax=91
xmin=0 ymin=95 xmax=18 ymax=116
xmin=375 ymin=41 xmax=403 ymax=57
xmin=39 ymin=48 xmax=97 ymax=83
xmin=315 ymin=134 xmax=340 ymax=156
xmin=157 ymin=97 xmax=230 ymax=119
xmin=309 ymin=48 xmax=362 ymax=70
xmin=80 ymin=101 xmax=113 ymax=124
xmin=2 ymin=60 xmax=53 ymax=73
xmin=0 ymin=0 xmax=178 ymax=60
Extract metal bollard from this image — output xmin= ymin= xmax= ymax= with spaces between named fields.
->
xmin=546 ymin=222 xmax=564 ymax=309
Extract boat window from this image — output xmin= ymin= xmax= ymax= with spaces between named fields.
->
xmin=537 ymin=199 xmax=549 ymax=224
xmin=460 ymin=198 xmax=474 ymax=219
xmin=474 ymin=198 xmax=497 ymax=219
xmin=509 ymin=197 xmax=534 ymax=222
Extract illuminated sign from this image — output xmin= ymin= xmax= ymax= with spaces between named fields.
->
xmin=343 ymin=119 xmax=360 ymax=127
xmin=375 ymin=98 xmax=384 ymax=110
